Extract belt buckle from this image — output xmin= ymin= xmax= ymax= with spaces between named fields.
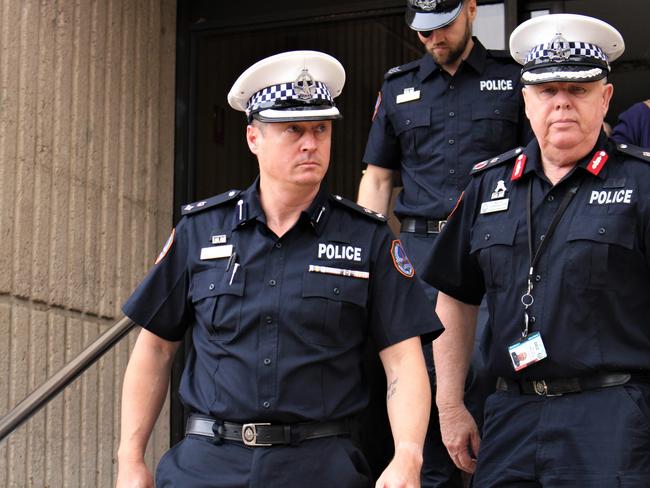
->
xmin=241 ymin=423 xmax=272 ymax=446
xmin=533 ymin=380 xmax=562 ymax=397
xmin=438 ymin=220 xmax=447 ymax=233
xmin=533 ymin=380 xmax=548 ymax=396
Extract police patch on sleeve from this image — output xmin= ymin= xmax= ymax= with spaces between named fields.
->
xmin=155 ymin=228 xmax=175 ymax=264
xmin=390 ymin=240 xmax=415 ymax=278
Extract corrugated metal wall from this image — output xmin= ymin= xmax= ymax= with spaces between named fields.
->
xmin=0 ymin=0 xmax=177 ymax=486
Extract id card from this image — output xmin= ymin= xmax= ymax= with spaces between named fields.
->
xmin=508 ymin=331 xmax=547 ymax=371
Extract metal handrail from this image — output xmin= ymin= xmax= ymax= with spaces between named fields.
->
xmin=0 ymin=316 xmax=136 ymax=442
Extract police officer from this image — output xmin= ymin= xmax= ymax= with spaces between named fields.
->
xmin=423 ymin=14 xmax=650 ymax=485
xmin=358 ymin=1 xmax=530 ymax=486
xmin=115 ymin=51 xmax=441 ymax=488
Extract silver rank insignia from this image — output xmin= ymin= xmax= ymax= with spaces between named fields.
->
xmin=211 ymin=234 xmax=227 ymax=245
xmin=491 ymin=180 xmax=507 ymax=200
xmin=293 ymin=68 xmax=315 ymax=100
xmin=396 ymin=87 xmax=421 ymax=104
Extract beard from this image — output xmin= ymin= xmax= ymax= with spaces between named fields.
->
xmin=428 ymin=16 xmax=472 ymax=67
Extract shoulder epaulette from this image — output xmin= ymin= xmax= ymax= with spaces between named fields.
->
xmin=330 ymin=194 xmax=387 ymax=222
xmin=471 ymin=147 xmax=525 ymax=175
xmin=487 ymin=49 xmax=516 ymax=61
xmin=181 ymin=189 xmax=241 ymax=216
xmin=615 ymin=143 xmax=650 ymax=163
xmin=384 ymin=59 xmax=420 ymax=80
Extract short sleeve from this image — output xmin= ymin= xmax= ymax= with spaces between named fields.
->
xmin=367 ymin=226 xmax=442 ymax=350
xmin=420 ymin=181 xmax=485 ymax=305
xmin=362 ymin=83 xmax=401 ymax=169
xmin=122 ymin=217 xmax=193 ymax=341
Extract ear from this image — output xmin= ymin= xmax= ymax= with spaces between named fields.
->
xmin=466 ymin=0 xmax=478 ymax=22
xmin=246 ymin=124 xmax=260 ymax=154
xmin=601 ymin=83 xmax=614 ymax=117
xmin=522 ymin=87 xmax=531 ymax=120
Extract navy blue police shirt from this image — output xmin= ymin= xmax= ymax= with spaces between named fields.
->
xmin=421 ymin=133 xmax=650 ymax=380
xmin=363 ymin=38 xmax=531 ymax=220
xmin=123 ymin=180 xmax=441 ymax=423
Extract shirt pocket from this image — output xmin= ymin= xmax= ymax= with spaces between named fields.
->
xmin=299 ymin=271 xmax=369 ymax=347
xmin=470 ymin=220 xmax=518 ymax=292
xmin=393 ymin=107 xmax=432 ymax=162
xmin=564 ymin=216 xmax=635 ymax=290
xmin=191 ymin=265 xmax=246 ymax=342
xmin=471 ymin=101 xmax=519 ymax=152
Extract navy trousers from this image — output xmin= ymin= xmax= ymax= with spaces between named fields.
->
xmin=474 ymin=382 xmax=650 ymax=487
xmin=155 ymin=435 xmax=372 ymax=488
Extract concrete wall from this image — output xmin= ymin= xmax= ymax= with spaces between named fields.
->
xmin=0 ymin=0 xmax=177 ymax=486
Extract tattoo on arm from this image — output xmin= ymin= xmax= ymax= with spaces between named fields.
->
xmin=387 ymin=377 xmax=399 ymax=401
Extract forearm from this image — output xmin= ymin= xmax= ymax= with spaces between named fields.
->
xmin=118 ymin=328 xmax=180 ymax=462
xmin=380 ymin=337 xmax=430 ymax=460
xmin=433 ymin=293 xmax=478 ymax=410
xmin=357 ymin=165 xmax=395 ymax=215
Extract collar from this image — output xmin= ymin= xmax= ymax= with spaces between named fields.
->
xmin=517 ymin=131 xmax=611 ymax=183
xmin=418 ymin=37 xmax=486 ymax=80
xmin=231 ymin=177 xmax=265 ymax=230
xmin=300 ymin=184 xmax=332 ymax=236
xmin=231 ymin=178 xmax=332 ymax=235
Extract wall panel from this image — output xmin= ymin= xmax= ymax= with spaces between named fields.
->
xmin=0 ymin=0 xmax=177 ymax=485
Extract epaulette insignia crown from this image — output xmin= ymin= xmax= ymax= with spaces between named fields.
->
xmin=181 ymin=189 xmax=241 ymax=216
xmin=384 ymin=60 xmax=419 ymax=80
xmin=331 ymin=195 xmax=387 ymax=222
xmin=471 ymin=147 xmax=525 ymax=175
xmin=616 ymin=143 xmax=650 ymax=163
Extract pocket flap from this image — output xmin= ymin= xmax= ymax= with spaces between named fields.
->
xmin=302 ymin=270 xmax=368 ymax=306
xmin=191 ymin=266 xmax=245 ymax=302
xmin=566 ymin=216 xmax=635 ymax=249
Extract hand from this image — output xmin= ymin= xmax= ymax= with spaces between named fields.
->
xmin=438 ymin=404 xmax=480 ymax=473
xmin=115 ymin=459 xmax=154 ymax=488
xmin=375 ymin=442 xmax=423 ymax=488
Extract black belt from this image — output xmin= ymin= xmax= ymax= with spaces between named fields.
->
xmin=400 ymin=217 xmax=447 ymax=234
xmin=186 ymin=414 xmax=352 ymax=447
xmin=496 ymin=373 xmax=634 ymax=396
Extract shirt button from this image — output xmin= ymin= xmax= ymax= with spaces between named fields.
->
xmin=494 ymin=109 xmax=501 ymax=115
xmin=598 ymin=227 xmax=606 ymax=235
xmin=448 ymin=111 xmax=455 ymax=117
xmin=547 ymin=195 xmax=555 ymax=202
xmin=208 ymin=283 xmax=215 ymax=291
xmin=405 ymin=119 xmax=411 ymax=126
xmin=265 ymin=316 xmax=273 ymax=324
xmin=535 ymin=275 xmax=541 ymax=282
xmin=333 ymin=287 xmax=341 ymax=295
xmin=264 ymin=358 xmax=271 ymax=365
xmin=449 ymin=169 xmax=456 ymax=174
xmin=268 ymin=279 xmax=277 ymax=286
xmin=540 ymin=234 xmax=545 ymax=241
xmin=448 ymin=139 xmax=455 ymax=145
xmin=484 ymin=233 xmax=491 ymax=241
xmin=275 ymin=242 xmax=282 ymax=249
xmin=263 ymin=401 xmax=270 ymax=408
xmin=530 ymin=316 xmax=536 ymax=323
xmin=449 ymin=84 xmax=455 ymax=90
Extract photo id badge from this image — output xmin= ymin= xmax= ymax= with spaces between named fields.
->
xmin=508 ymin=332 xmax=547 ymax=372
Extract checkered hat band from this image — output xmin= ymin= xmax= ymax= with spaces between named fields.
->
xmin=524 ymin=41 xmax=608 ymax=64
xmin=247 ymin=81 xmax=333 ymax=113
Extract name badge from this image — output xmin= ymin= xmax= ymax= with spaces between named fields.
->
xmin=480 ymin=198 xmax=509 ymax=214
xmin=396 ymin=88 xmax=420 ymax=104
xmin=508 ymin=332 xmax=547 ymax=372
xmin=200 ymin=244 xmax=233 ymax=260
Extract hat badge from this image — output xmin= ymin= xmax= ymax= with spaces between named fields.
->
xmin=547 ymin=34 xmax=571 ymax=63
xmin=293 ymin=68 xmax=315 ymax=100
xmin=411 ymin=0 xmax=442 ymax=11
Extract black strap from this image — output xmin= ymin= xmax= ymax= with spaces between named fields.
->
xmin=521 ymin=175 xmax=583 ymax=336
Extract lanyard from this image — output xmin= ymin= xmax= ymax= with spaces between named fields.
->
xmin=521 ymin=174 xmax=582 ymax=337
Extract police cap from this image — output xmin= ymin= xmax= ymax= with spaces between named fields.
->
xmin=405 ymin=0 xmax=463 ymax=32
xmin=227 ymin=50 xmax=345 ymax=123
xmin=510 ymin=13 xmax=624 ymax=85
